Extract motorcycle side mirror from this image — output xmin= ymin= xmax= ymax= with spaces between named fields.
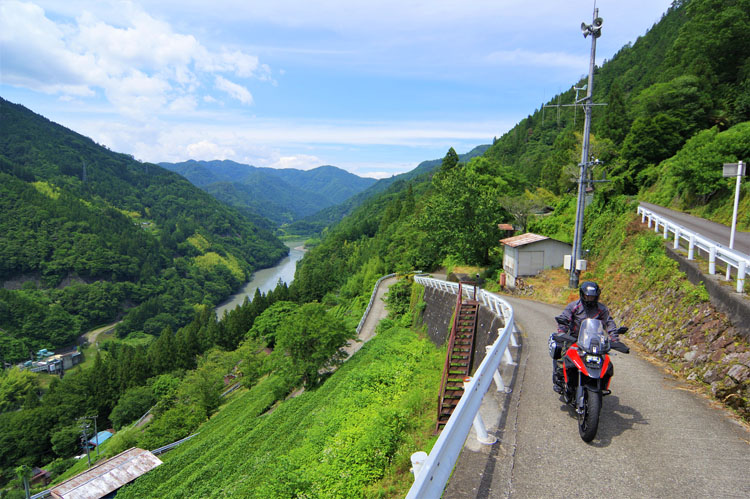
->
xmin=616 ymin=326 xmax=628 ymax=335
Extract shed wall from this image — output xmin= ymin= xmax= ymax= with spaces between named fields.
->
xmin=503 ymin=239 xmax=572 ymax=278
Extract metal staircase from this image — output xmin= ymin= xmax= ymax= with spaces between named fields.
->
xmin=435 ymin=281 xmax=479 ymax=433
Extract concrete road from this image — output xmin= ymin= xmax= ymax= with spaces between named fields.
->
xmin=341 ymin=276 xmax=397 ymax=360
xmin=445 ymin=295 xmax=750 ymax=499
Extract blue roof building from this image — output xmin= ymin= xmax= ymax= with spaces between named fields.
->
xmin=88 ymin=430 xmax=114 ymax=447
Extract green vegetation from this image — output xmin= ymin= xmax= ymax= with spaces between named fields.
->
xmin=117 ymin=318 xmax=442 ymax=499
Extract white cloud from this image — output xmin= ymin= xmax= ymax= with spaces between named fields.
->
xmin=0 ymin=0 xmax=267 ymax=117
xmin=214 ymin=76 xmax=254 ymax=105
xmin=268 ymin=155 xmax=323 ymax=170
xmin=185 ymin=140 xmax=236 ymax=160
xmin=0 ymin=1 xmax=95 ymax=95
xmin=169 ymin=95 xmax=198 ymax=112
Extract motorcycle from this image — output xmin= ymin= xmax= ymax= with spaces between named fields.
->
xmin=550 ymin=317 xmax=629 ymax=442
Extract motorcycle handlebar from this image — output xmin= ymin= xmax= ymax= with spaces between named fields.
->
xmin=553 ymin=333 xmax=630 ymax=354
xmin=611 ymin=341 xmax=630 ymax=354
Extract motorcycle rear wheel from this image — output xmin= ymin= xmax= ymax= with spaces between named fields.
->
xmin=578 ymin=389 xmax=601 ymax=442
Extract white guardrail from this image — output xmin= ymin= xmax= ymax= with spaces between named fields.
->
xmin=407 ymin=275 xmax=517 ymax=499
xmin=637 ymin=205 xmax=748 ymax=293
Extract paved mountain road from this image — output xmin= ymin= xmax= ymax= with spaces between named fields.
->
xmin=445 ymin=295 xmax=750 ymax=498
xmin=641 ymin=201 xmax=750 ymax=255
xmin=342 ymin=275 xmax=397 ymax=360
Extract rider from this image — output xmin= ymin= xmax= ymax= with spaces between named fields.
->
xmin=551 ymin=281 xmax=618 ymax=393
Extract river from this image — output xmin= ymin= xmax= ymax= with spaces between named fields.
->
xmin=215 ymin=240 xmax=306 ymax=318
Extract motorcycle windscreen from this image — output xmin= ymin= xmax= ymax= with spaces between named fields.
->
xmin=578 ymin=318 xmax=607 ymax=354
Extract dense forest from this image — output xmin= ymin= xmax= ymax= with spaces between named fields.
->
xmin=1 ymin=0 xmax=750 ymax=495
xmin=0 ymin=97 xmax=288 ymax=362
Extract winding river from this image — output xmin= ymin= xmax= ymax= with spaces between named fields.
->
xmin=215 ymin=240 xmax=306 ymax=318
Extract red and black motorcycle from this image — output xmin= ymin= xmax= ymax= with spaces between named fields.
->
xmin=550 ymin=318 xmax=629 ymax=442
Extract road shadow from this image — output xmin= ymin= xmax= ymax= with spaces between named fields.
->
xmin=557 ymin=395 xmax=647 ymax=447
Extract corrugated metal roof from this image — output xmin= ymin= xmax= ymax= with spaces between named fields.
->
xmin=499 ymin=232 xmax=549 ymax=248
xmin=50 ymin=448 xmax=162 ymax=499
xmin=497 ymin=223 xmax=514 ymax=231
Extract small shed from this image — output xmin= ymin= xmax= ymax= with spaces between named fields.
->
xmin=88 ymin=431 xmax=114 ymax=448
xmin=50 ymin=448 xmax=162 ymax=499
xmin=500 ymin=232 xmax=572 ymax=284
xmin=30 ymin=467 xmax=51 ymax=487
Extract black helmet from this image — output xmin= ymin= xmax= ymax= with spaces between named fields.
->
xmin=579 ymin=281 xmax=601 ymax=306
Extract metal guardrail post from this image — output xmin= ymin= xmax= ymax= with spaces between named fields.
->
xmin=674 ymin=228 xmax=680 ymax=249
xmin=688 ymin=235 xmax=696 ymax=259
xmin=709 ymin=246 xmax=717 ymax=274
xmin=463 ymin=376 xmax=497 ymax=445
xmin=738 ymin=261 xmax=746 ymax=293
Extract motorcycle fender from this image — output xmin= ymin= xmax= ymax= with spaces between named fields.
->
xmin=586 ymin=356 xmax=611 ymax=386
xmin=565 ymin=347 xmax=589 ymax=377
xmin=576 ymin=385 xmax=585 ymax=410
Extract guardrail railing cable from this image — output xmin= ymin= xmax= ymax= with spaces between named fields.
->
xmin=407 ymin=275 xmax=517 ymax=499
xmin=638 ymin=205 xmax=748 ymax=293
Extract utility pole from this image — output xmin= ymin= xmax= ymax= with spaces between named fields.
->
xmin=569 ymin=7 xmax=603 ymax=289
xmin=79 ymin=418 xmax=92 ymax=467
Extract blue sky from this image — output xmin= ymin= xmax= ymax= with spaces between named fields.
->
xmin=1 ymin=0 xmax=673 ymax=178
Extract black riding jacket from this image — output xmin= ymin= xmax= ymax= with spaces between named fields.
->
xmin=555 ymin=299 xmax=617 ymax=338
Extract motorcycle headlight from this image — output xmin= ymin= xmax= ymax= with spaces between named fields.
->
xmin=584 ymin=355 xmax=602 ymax=365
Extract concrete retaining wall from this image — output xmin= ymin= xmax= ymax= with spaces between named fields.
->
xmin=666 ymin=246 xmax=750 ymax=341
xmin=421 ymin=286 xmax=505 ymax=373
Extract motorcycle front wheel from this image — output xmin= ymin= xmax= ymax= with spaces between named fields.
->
xmin=578 ymin=389 xmax=601 ymax=442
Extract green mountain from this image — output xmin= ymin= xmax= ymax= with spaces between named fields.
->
xmin=281 ymin=143 xmax=491 ymax=236
xmin=160 ymin=159 xmax=377 ymax=226
xmin=0 ymin=97 xmax=287 ymax=360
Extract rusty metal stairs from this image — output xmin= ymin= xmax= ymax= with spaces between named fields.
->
xmin=435 ymin=282 xmax=479 ymax=433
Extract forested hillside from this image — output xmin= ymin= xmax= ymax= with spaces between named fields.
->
xmin=0 ymin=98 xmax=287 ymax=360
xmin=161 ymin=160 xmax=377 ymax=227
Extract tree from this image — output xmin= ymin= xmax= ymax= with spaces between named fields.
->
xmin=0 ymin=367 xmax=38 ymax=413
xmin=600 ymin=80 xmax=630 ymax=145
xmin=51 ymin=425 xmax=82 ymax=458
xmin=109 ymin=386 xmax=156 ymax=430
xmin=499 ymin=193 xmax=545 ymax=233
xmin=148 ymin=327 xmax=175 ymax=375
xmin=273 ymin=303 xmax=355 ymax=388
xmin=248 ymin=301 xmax=300 ymax=347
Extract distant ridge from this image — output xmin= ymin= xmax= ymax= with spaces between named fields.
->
xmin=160 ymin=159 xmax=377 ymax=226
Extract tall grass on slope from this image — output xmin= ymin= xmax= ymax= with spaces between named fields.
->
xmin=117 ymin=322 xmax=443 ymax=498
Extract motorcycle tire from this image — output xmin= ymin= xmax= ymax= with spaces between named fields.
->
xmin=578 ymin=389 xmax=601 ymax=442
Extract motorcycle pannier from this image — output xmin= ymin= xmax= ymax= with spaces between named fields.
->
xmin=548 ymin=333 xmax=563 ymax=359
